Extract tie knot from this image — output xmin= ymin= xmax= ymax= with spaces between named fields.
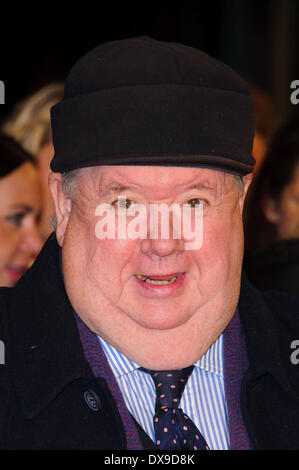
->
xmin=141 ymin=365 xmax=194 ymax=410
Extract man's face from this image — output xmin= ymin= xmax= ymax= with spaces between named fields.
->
xmin=50 ymin=165 xmax=251 ymax=369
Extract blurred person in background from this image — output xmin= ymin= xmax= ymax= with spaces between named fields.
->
xmin=2 ymin=83 xmax=64 ymax=240
xmin=0 ymin=134 xmax=42 ymax=287
xmin=244 ymin=114 xmax=299 ymax=298
xmin=249 ymin=84 xmax=278 ymax=175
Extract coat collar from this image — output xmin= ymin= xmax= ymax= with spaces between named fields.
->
xmin=7 ymin=234 xmax=297 ymax=419
xmin=238 ymin=271 xmax=298 ymax=400
xmin=8 ymin=233 xmax=94 ymax=419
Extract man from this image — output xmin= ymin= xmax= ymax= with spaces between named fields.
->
xmin=0 ymin=37 xmax=299 ymax=450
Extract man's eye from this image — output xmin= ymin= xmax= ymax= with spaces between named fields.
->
xmin=114 ymin=198 xmax=134 ymax=209
xmin=187 ymin=198 xmax=204 ymax=208
xmin=7 ymin=212 xmax=25 ymax=227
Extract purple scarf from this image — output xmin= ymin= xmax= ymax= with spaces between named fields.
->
xmin=74 ymin=312 xmax=143 ymax=449
xmin=223 ymin=309 xmax=253 ymax=449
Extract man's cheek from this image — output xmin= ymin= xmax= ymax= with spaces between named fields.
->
xmin=98 ymin=238 xmax=137 ymax=258
xmin=199 ymin=220 xmax=241 ymax=278
xmin=202 ymin=220 xmax=228 ymax=253
xmin=92 ymin=239 xmax=137 ymax=279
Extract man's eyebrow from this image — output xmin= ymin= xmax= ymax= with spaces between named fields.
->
xmin=100 ymin=181 xmax=137 ymax=194
xmin=100 ymin=180 xmax=218 ymax=194
xmin=184 ymin=182 xmax=217 ymax=193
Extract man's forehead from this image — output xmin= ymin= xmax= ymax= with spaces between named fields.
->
xmin=84 ymin=165 xmax=233 ymax=192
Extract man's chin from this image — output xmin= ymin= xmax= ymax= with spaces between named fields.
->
xmin=124 ymin=304 xmax=193 ymax=331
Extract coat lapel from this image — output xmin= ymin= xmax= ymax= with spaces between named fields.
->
xmin=238 ymin=273 xmax=299 ymax=449
xmin=8 ymin=234 xmax=94 ymax=419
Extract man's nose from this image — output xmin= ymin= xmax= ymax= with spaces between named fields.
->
xmin=139 ymin=206 xmax=185 ymax=257
xmin=141 ymin=237 xmax=184 ymax=258
xmin=140 ymin=218 xmax=185 ymax=258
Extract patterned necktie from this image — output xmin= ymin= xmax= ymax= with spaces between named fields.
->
xmin=140 ymin=365 xmax=209 ymax=450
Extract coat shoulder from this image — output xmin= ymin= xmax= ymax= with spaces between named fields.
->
xmin=0 ymin=287 xmax=14 ymax=449
xmin=262 ymin=288 xmax=299 ymax=330
xmin=0 ymin=286 xmax=11 ymax=348
xmin=240 ymin=272 xmax=299 ymax=330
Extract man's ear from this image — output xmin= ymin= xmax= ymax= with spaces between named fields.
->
xmin=48 ymin=172 xmax=72 ymax=246
xmin=239 ymin=172 xmax=253 ymax=213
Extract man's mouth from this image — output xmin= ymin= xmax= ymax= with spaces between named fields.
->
xmin=135 ymin=273 xmax=184 ymax=285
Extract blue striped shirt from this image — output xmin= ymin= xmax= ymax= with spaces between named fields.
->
xmin=97 ymin=334 xmax=230 ymax=450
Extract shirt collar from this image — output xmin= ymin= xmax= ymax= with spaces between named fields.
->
xmin=195 ymin=334 xmax=224 ymax=376
xmin=98 ymin=333 xmax=224 ymax=378
xmin=98 ymin=336 xmax=140 ymax=376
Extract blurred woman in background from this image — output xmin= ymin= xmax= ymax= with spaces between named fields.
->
xmin=2 ymin=83 xmax=64 ymax=240
xmin=243 ymin=114 xmax=299 ymax=298
xmin=0 ymin=134 xmax=42 ymax=287
xmin=249 ymin=84 xmax=278 ymax=175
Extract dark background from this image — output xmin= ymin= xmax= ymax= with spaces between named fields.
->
xmin=1 ymin=0 xmax=299 ymax=125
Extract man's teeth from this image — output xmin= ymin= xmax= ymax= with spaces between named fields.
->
xmin=136 ymin=274 xmax=180 ymax=285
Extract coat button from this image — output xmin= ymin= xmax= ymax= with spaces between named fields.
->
xmin=84 ymin=389 xmax=101 ymax=412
